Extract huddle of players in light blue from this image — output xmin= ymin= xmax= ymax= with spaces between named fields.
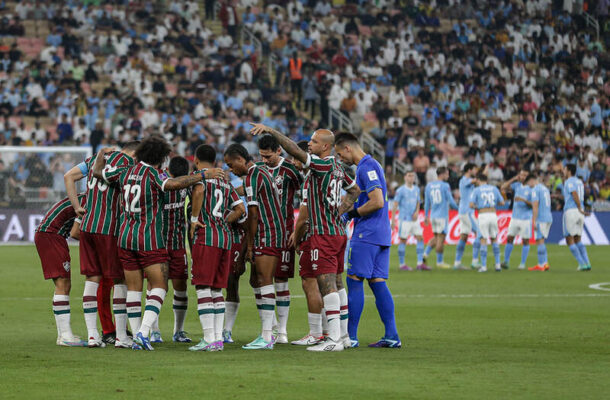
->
xmin=392 ymin=163 xmax=592 ymax=273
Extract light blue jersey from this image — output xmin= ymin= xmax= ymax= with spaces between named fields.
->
xmin=424 ymin=180 xmax=458 ymax=219
xmin=471 ymin=184 xmax=503 ymax=209
xmin=394 ymin=184 xmax=420 ymax=222
xmin=511 ymin=182 xmax=535 ymax=220
xmin=458 ymin=176 xmax=475 ymax=214
xmin=563 ymin=176 xmax=584 ymax=211
xmin=534 ymin=183 xmax=552 ymax=223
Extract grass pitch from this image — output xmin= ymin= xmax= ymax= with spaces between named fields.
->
xmin=1 ymin=244 xmax=609 ymax=399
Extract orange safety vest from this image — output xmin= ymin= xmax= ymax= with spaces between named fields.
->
xmin=289 ymin=58 xmax=302 ymax=80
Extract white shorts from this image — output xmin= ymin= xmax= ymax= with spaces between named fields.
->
xmin=458 ymin=213 xmax=479 ymax=235
xmin=507 ymin=218 xmax=531 ymax=239
xmin=478 ymin=212 xmax=498 ymax=239
xmin=535 ymin=222 xmax=552 ymax=240
xmin=431 ymin=218 xmax=447 ymax=234
xmin=399 ymin=220 xmax=423 ymax=239
xmin=563 ymin=209 xmax=584 ymax=237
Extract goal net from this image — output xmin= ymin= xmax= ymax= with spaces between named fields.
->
xmin=0 ymin=146 xmax=91 ymax=242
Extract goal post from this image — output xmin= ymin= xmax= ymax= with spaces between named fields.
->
xmin=0 ymin=146 xmax=92 ymax=243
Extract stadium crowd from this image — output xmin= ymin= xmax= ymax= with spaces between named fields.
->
xmin=0 ymin=0 xmax=609 ymax=209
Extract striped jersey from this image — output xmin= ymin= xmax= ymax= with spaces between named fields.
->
xmin=163 ymin=186 xmax=188 ymax=250
xmin=81 ymin=151 xmax=134 ymax=236
xmin=245 ymin=163 xmax=285 ymax=248
xmin=103 ymin=161 xmax=170 ymax=251
xmin=300 ymin=173 xmax=311 ymax=242
xmin=192 ymin=169 xmax=242 ymax=249
xmin=36 ymin=194 xmax=86 ymax=238
xmin=304 ymin=154 xmax=356 ymax=236
xmin=256 ymin=158 xmax=303 ymax=237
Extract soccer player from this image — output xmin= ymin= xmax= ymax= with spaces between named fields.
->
xmin=147 ymin=156 xmax=192 ymax=343
xmin=392 ymin=171 xmax=428 ymax=271
xmin=257 ymin=134 xmax=303 ymax=344
xmin=423 ymin=167 xmax=459 ymax=269
xmin=35 ymin=194 xmax=87 ymax=346
xmin=334 ymin=133 xmax=401 ymax=349
xmin=562 ymin=164 xmax=591 ymax=271
xmin=189 ymin=144 xmax=246 ymax=352
xmin=529 ymin=176 xmax=553 ymax=271
xmin=223 ymin=143 xmax=285 ymax=350
xmin=470 ymin=174 xmax=505 ymax=272
xmin=501 ymin=171 xmax=536 ymax=270
xmin=454 ymin=163 xmax=480 ymax=270
xmin=64 ymin=141 xmax=140 ymax=348
xmin=249 ymin=123 xmax=360 ymax=352
xmin=93 ymin=136 xmax=224 ymax=350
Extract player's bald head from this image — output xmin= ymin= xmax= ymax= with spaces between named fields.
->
xmin=313 ymin=129 xmax=335 ymax=145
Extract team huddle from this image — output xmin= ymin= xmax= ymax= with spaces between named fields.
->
xmin=35 ymin=125 xmax=402 ymax=352
xmin=393 ymin=163 xmax=591 ymax=273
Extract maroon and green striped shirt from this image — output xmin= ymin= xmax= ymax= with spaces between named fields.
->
xmin=103 ymin=162 xmax=170 ymax=251
xmin=245 ymin=164 xmax=285 ymax=248
xmin=81 ymin=151 xmax=134 ymax=236
xmin=163 ymin=186 xmax=188 ymax=250
xmin=36 ymin=194 xmax=86 ymax=238
xmin=192 ymin=169 xmax=242 ymax=249
xmin=305 ymin=155 xmax=355 ymax=236
xmin=257 ymin=158 xmax=302 ymax=238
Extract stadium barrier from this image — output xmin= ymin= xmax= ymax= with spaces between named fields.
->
xmin=1 ymin=209 xmax=608 ymax=245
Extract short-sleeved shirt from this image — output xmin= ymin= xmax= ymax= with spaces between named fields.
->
xmin=163 ymin=184 xmax=188 ymax=251
xmin=245 ymin=163 xmax=285 ymax=248
xmin=511 ymin=182 xmax=535 ymax=220
xmin=471 ymin=184 xmax=503 ymax=210
xmin=534 ymin=183 xmax=553 ymax=223
xmin=351 ymin=155 xmax=391 ymax=246
xmin=424 ymin=180 xmax=457 ymax=219
xmin=304 ymin=154 xmax=356 ymax=236
xmin=103 ymin=161 xmax=170 ymax=251
xmin=192 ymin=169 xmax=242 ymax=249
xmin=394 ymin=184 xmax=420 ymax=221
xmin=458 ymin=176 xmax=475 ymax=214
xmin=81 ymin=151 xmax=134 ymax=236
xmin=36 ymin=194 xmax=86 ymax=237
xmin=563 ymin=176 xmax=584 ymax=211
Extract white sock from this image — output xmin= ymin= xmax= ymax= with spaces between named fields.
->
xmin=53 ymin=294 xmax=73 ymax=338
xmin=275 ymin=281 xmax=290 ymax=334
xmin=321 ymin=308 xmax=329 ymax=335
xmin=224 ymin=301 xmax=239 ymax=332
xmin=140 ymin=288 xmax=166 ymax=338
xmin=260 ymin=284 xmax=275 ymax=342
xmin=212 ymin=289 xmax=225 ymax=342
xmin=83 ymin=281 xmax=99 ymax=339
xmin=308 ymin=312 xmax=322 ymax=337
xmin=197 ymin=288 xmax=215 ymax=343
xmin=126 ymin=291 xmax=142 ymax=334
xmin=173 ymin=290 xmax=188 ymax=334
xmin=113 ymin=284 xmax=128 ymax=341
xmin=146 ymin=290 xmax=160 ymax=332
xmin=322 ymin=292 xmax=341 ymax=342
xmin=253 ymin=287 xmax=262 ymax=318
xmin=337 ymin=288 xmax=348 ymax=338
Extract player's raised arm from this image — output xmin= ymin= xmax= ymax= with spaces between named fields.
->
xmin=249 ymin=122 xmax=308 ymax=164
xmin=164 ymin=168 xmax=225 ymax=191
xmin=64 ymin=164 xmax=86 ymax=217
xmin=91 ymin=147 xmax=114 ymax=180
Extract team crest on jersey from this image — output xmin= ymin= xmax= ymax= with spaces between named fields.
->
xmin=332 ymin=169 xmax=345 ymax=179
xmin=63 ymin=261 xmax=71 ymax=272
xmin=180 ymin=189 xmax=187 ymax=198
xmin=159 ymin=172 xmax=168 ymax=180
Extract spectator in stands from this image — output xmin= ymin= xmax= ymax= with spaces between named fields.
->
xmin=56 ymin=114 xmax=73 ymax=143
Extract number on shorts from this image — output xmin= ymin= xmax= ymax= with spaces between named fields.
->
xmin=123 ymin=184 xmax=142 ymax=212
xmin=212 ymin=189 xmax=224 ymax=218
xmin=311 ymin=248 xmax=319 ymax=261
xmin=233 ymin=251 xmax=240 ymax=263
xmin=281 ymin=250 xmax=290 ymax=263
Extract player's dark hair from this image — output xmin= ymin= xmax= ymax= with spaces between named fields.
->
xmin=135 ymin=135 xmax=171 ymax=166
xmin=463 ymin=162 xmax=476 ymax=173
xmin=477 ymin=173 xmax=487 ymax=181
xmin=436 ymin=166 xmax=448 ymax=176
xmin=565 ymin=163 xmax=576 ymax=176
xmin=224 ymin=143 xmax=252 ymax=162
xmin=526 ymin=173 xmax=537 ymax=182
xmin=297 ymin=140 xmax=309 ymax=152
xmin=195 ymin=144 xmax=217 ymax=164
xmin=169 ymin=156 xmax=189 ymax=177
xmin=122 ymin=140 xmax=141 ymax=152
xmin=334 ymin=132 xmax=360 ymax=147
xmin=258 ymin=135 xmax=279 ymax=151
